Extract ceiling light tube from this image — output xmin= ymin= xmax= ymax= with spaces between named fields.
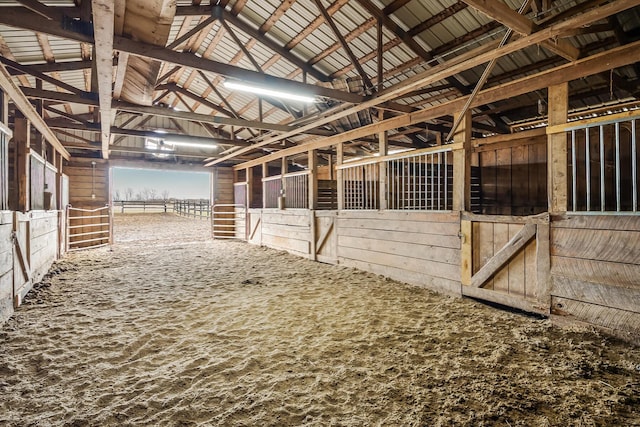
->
xmin=223 ymin=80 xmax=316 ymax=103
xmin=162 ymin=140 xmax=218 ymax=150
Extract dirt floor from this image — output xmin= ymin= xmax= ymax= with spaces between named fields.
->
xmin=0 ymin=213 xmax=638 ymax=426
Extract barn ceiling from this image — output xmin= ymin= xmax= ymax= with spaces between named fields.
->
xmin=0 ymin=0 xmax=639 ymax=165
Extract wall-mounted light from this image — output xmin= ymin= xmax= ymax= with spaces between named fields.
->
xmin=223 ymin=80 xmax=316 ymax=103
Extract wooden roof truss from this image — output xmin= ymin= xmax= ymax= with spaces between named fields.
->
xmin=0 ymin=0 xmax=637 ymax=164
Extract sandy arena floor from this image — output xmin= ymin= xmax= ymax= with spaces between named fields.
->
xmin=0 ymin=213 xmax=639 ymax=426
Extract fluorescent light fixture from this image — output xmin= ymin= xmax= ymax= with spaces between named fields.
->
xmin=154 ymin=129 xmax=168 ymax=134
xmin=223 ymin=80 xmax=316 ymax=103
xmin=163 ymin=140 xmax=218 ymax=150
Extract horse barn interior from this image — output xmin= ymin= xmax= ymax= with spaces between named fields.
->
xmin=1 ymin=0 xmax=640 ymax=424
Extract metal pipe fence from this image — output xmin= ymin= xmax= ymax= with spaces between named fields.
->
xmin=173 ymin=199 xmax=211 ymax=219
xmin=262 ymin=171 xmax=310 ymax=209
xmin=338 ymin=146 xmax=456 ymax=211
xmin=385 ymin=148 xmax=453 ymax=210
xmin=567 ymin=116 xmax=639 ymax=213
xmin=66 ymin=205 xmax=112 ymax=251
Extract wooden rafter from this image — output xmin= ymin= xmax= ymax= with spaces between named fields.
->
xmin=225 ymin=38 xmax=640 ymax=169
xmin=259 ymin=0 xmax=297 ymax=35
xmin=0 ymin=5 xmax=361 ymax=102
xmin=15 ymin=0 xmax=62 ymax=20
xmin=461 ymin=0 xmax=579 ymax=60
xmin=0 ymin=56 xmax=84 ymax=96
xmin=167 ymin=16 xmax=216 ymax=50
xmin=46 ymin=120 xmax=249 ymax=147
xmin=205 ymin=0 xmax=640 ymax=166
xmin=309 ymin=18 xmax=375 ymax=67
xmin=0 ymin=61 xmax=69 ymax=158
xmin=220 ymin=8 xmax=330 ymax=82
xmin=312 ymin=0 xmax=373 ymax=91
xmin=117 ymin=39 xmax=364 ymax=103
xmin=285 ymin=0 xmax=349 ymax=50
xmin=408 ymin=2 xmax=469 ymax=37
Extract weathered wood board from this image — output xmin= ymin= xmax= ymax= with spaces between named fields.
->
xmin=550 ymin=214 xmax=640 ymax=337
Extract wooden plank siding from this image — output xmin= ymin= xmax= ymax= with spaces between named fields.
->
xmin=0 ymin=210 xmax=59 ymax=322
xmin=474 ymin=136 xmax=547 ymax=216
xmin=259 ymin=210 xmax=311 ymax=258
xmin=66 ymin=160 xmax=110 ymax=207
xmin=335 ymin=211 xmax=461 ymax=295
xmin=550 ymin=214 xmax=640 ymax=339
xmin=0 ymin=211 xmax=13 ymax=321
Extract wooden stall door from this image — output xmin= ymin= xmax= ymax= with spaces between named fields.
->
xmin=313 ymin=211 xmax=337 ymax=264
xmin=12 ymin=212 xmax=30 ymax=306
xmin=461 ymin=213 xmax=550 ymax=315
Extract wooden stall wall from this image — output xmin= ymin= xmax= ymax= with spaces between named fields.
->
xmin=0 ymin=211 xmax=12 ymax=321
xmin=29 ymin=153 xmax=57 ymax=210
xmin=550 ymin=215 xmax=640 ymax=341
xmin=335 ymin=211 xmax=461 ymax=295
xmin=0 ymin=211 xmax=59 ymax=323
xmin=66 ymin=159 xmax=110 ymax=208
xmin=259 ymin=210 xmax=311 ymax=258
xmin=474 ymin=134 xmax=547 ymax=215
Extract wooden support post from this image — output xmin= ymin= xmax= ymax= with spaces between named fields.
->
xmin=279 ymin=156 xmax=287 ymax=210
xmin=309 ymin=150 xmax=318 ymax=260
xmin=210 ymin=168 xmax=217 ymax=206
xmin=15 ymin=117 xmax=30 ymax=212
xmin=378 ymin=109 xmax=388 ymax=210
xmin=0 ymin=89 xmax=7 ymax=124
xmin=246 ymin=166 xmax=253 ymax=208
xmin=308 ymin=149 xmax=318 ymax=210
xmin=452 ymin=110 xmax=472 ymax=212
xmin=261 ymin=163 xmax=267 ymax=209
xmin=548 ymin=82 xmax=568 ymax=213
xmin=460 ymin=219 xmax=472 ymax=286
xmin=336 ymin=142 xmax=344 ymax=210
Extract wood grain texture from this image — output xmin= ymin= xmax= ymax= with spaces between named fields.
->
xmin=551 ymin=275 xmax=640 ymax=313
xmin=339 ymin=257 xmax=461 ymax=296
xmin=551 ymin=256 xmax=640 ymax=289
xmin=471 ymin=223 xmax=534 ymax=288
xmin=551 ymin=296 xmax=640 ymax=335
xmin=463 ymin=285 xmax=548 ymax=315
xmin=551 ymin=228 xmax=640 ymax=264
xmin=551 ymin=214 xmax=640 ymax=231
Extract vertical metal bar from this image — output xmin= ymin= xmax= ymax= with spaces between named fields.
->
xmin=586 ymin=128 xmax=591 ymax=211
xmin=430 ymin=153 xmax=434 ymax=210
xmin=367 ymin=164 xmax=370 ymax=209
xmin=419 ymin=155 xmax=423 ymax=209
xmin=388 ymin=161 xmax=392 ymax=209
xmin=571 ymin=129 xmax=577 ymax=212
xmin=411 ymin=156 xmax=415 ymax=209
xmin=444 ymin=151 xmax=448 ymax=210
xmin=600 ymin=125 xmax=605 ymax=211
xmin=394 ymin=160 xmax=398 ymax=209
xmin=633 ymin=119 xmax=637 ymax=212
xmin=401 ymin=158 xmax=405 ymax=209
xmin=616 ymin=122 xmax=621 ymax=212
xmin=437 ymin=152 xmax=441 ymax=210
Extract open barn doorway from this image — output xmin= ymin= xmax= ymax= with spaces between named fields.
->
xmin=110 ymin=166 xmax=212 ymax=243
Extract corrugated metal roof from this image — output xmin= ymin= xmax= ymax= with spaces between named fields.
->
xmin=0 ymin=0 xmax=638 ymax=159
